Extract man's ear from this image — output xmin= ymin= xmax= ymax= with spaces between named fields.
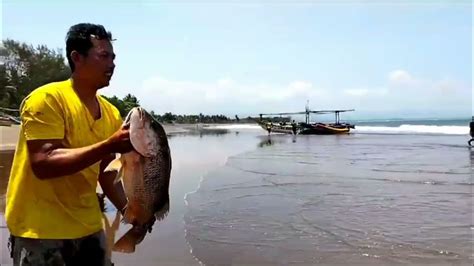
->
xmin=70 ymin=50 xmax=83 ymax=66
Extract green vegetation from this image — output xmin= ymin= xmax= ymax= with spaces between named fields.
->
xmin=101 ymin=94 xmax=235 ymax=123
xmin=0 ymin=39 xmax=71 ymax=109
xmin=0 ymin=39 xmax=248 ymax=124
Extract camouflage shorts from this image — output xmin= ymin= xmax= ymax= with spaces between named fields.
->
xmin=9 ymin=230 xmax=114 ymax=266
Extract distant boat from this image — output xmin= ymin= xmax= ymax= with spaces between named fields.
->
xmin=257 ymin=105 xmax=355 ymax=135
xmin=257 ymin=120 xmax=297 ymax=135
xmin=299 ymin=122 xmax=354 ymax=135
xmin=0 ymin=107 xmax=21 ymax=126
xmin=0 ymin=114 xmax=20 ymax=126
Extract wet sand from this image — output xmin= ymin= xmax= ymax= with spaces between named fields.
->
xmin=0 ymin=124 xmax=262 ymax=265
xmin=0 ymin=125 xmax=20 ymax=151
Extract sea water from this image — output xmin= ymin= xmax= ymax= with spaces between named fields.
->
xmin=184 ymin=119 xmax=472 ymax=266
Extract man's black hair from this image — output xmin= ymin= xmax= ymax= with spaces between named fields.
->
xmin=65 ymin=23 xmax=114 ymax=72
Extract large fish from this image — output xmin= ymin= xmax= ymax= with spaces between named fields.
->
xmin=105 ymin=107 xmax=172 ymax=253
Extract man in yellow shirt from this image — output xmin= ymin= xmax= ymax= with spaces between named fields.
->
xmin=5 ymin=23 xmax=132 ymax=265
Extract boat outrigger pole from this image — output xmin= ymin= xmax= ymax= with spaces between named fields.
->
xmin=259 ymin=109 xmax=355 ymax=125
xmin=307 ymin=109 xmax=355 ymax=124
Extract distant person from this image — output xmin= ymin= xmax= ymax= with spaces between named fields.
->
xmin=291 ymin=120 xmax=297 ymax=135
xmin=266 ymin=122 xmax=272 ymax=134
xmin=4 ymin=23 xmax=151 ymax=265
xmin=469 ymin=117 xmax=474 ymax=146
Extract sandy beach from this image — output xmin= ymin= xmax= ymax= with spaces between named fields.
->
xmin=0 ymin=124 xmax=262 ymax=265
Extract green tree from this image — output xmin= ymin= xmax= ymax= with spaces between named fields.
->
xmin=1 ymin=39 xmax=71 ymax=109
xmin=122 ymin=93 xmax=139 ymax=114
xmin=162 ymin=112 xmax=175 ymax=123
xmin=102 ymin=95 xmax=126 ymax=116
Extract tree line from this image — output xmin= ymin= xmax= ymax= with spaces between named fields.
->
xmin=101 ymin=93 xmax=234 ymax=123
xmin=0 ymin=39 xmax=253 ymax=124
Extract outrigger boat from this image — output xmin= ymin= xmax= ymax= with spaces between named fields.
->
xmin=258 ymin=104 xmax=355 ymax=135
xmin=0 ymin=107 xmax=21 ymax=126
xmin=257 ymin=120 xmax=297 ymax=135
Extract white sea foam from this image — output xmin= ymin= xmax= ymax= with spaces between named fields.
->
xmin=353 ymin=125 xmax=468 ymax=135
xmin=207 ymin=123 xmax=468 ymax=135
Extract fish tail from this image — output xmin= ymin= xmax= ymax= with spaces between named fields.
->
xmin=112 ymin=227 xmax=146 ymax=253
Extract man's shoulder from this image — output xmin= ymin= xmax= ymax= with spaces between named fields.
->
xmin=21 ymin=79 xmax=71 ymax=111
xmin=98 ymin=95 xmax=119 ymax=113
xmin=27 ymin=79 xmax=71 ymax=99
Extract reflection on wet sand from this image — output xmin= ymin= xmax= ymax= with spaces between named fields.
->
xmin=102 ymin=211 xmax=122 ymax=263
xmin=169 ymin=128 xmax=230 ymax=138
xmin=257 ymin=134 xmax=297 ymax=148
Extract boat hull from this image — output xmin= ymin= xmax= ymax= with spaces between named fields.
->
xmin=299 ymin=123 xmax=353 ymax=135
xmin=258 ymin=121 xmax=296 ymax=134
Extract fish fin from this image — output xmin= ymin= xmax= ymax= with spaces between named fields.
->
xmin=112 ymin=227 xmax=147 ymax=253
xmin=105 ymin=155 xmax=124 ymax=184
xmin=113 ymin=168 xmax=124 ymax=184
xmin=104 ymin=155 xmax=122 ymax=173
xmin=154 ymin=200 xmax=170 ymax=222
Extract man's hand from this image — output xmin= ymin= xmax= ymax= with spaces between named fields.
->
xmin=105 ymin=124 xmax=134 ymax=154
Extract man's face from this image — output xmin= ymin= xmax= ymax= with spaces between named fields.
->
xmin=76 ymin=38 xmax=116 ymax=88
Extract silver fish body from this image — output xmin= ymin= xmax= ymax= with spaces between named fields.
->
xmin=105 ymin=107 xmax=172 ymax=253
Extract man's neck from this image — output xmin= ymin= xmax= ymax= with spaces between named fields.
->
xmin=71 ymin=74 xmax=98 ymax=104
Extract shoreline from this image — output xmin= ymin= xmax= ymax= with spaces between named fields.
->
xmin=0 ymin=123 xmax=258 ymax=152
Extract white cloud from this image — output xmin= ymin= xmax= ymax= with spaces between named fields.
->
xmin=102 ymin=69 xmax=469 ymax=119
xmin=434 ymin=78 xmax=464 ymax=94
xmin=389 ymin=70 xmax=412 ymax=83
xmin=217 ymin=78 xmax=234 ymax=88
xmin=343 ymin=89 xmax=369 ymax=96
xmin=388 ymin=69 xmax=468 ymax=95
xmin=288 ymin=81 xmax=312 ymax=94
xmin=104 ymin=76 xmax=326 ymax=116
xmin=388 ymin=69 xmax=421 ymax=88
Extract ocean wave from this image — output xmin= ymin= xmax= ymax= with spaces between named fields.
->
xmin=353 ymin=125 xmax=468 ymax=135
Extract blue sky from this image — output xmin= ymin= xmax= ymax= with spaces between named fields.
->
xmin=2 ymin=0 xmax=472 ymax=120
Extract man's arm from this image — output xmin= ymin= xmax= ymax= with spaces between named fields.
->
xmin=27 ymin=124 xmax=132 ymax=180
xmin=98 ymin=153 xmax=127 ymax=213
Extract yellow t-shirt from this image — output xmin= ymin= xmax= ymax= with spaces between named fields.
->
xmin=5 ymin=78 xmax=123 ymax=239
